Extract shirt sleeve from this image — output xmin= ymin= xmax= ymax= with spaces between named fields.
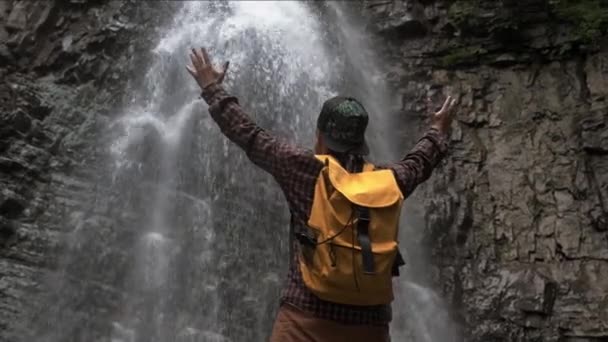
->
xmin=388 ymin=128 xmax=449 ymax=198
xmin=200 ymin=82 xmax=318 ymax=188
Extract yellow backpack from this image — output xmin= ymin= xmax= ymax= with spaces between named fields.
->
xmin=296 ymin=155 xmax=404 ymax=306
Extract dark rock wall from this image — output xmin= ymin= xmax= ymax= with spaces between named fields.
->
xmin=361 ymin=1 xmax=608 ymax=341
xmin=0 ymin=1 xmax=175 ymax=340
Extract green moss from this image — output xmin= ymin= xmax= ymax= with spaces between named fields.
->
xmin=447 ymin=0 xmax=519 ymax=36
xmin=439 ymin=46 xmax=488 ymax=67
xmin=550 ymin=0 xmax=608 ymax=42
xmin=448 ymin=0 xmax=481 ymax=29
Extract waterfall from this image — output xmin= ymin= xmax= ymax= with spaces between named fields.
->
xmin=107 ymin=2 xmax=338 ymax=341
xmin=26 ymin=1 xmax=459 ymax=341
xmin=323 ymin=3 xmax=462 ymax=341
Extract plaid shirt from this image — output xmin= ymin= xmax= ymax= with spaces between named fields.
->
xmin=202 ymin=83 xmax=448 ymax=326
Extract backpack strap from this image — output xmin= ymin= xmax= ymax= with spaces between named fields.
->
xmin=391 ymin=250 xmax=405 ymax=276
xmin=355 ymin=205 xmax=375 ymax=275
xmin=351 ymin=159 xmax=375 ymax=275
xmin=292 ymin=214 xmax=317 ymax=249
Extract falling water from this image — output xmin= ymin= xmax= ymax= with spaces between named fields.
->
xmin=323 ymin=3 xmax=462 ymax=341
xmin=109 ymin=1 xmax=338 ymax=341
xmin=26 ymin=1 xmax=459 ymax=342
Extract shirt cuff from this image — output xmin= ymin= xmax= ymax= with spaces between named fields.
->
xmin=425 ymin=127 xmax=449 ymax=155
xmin=200 ymin=82 xmax=224 ymax=105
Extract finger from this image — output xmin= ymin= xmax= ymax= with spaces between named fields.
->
xmin=449 ymin=98 xmax=458 ymax=116
xmin=218 ymin=61 xmax=230 ymax=83
xmin=201 ymin=47 xmax=211 ymax=65
xmin=190 ymin=53 xmax=200 ymax=70
xmin=426 ymin=97 xmax=441 ymax=114
xmin=191 ymin=50 xmax=204 ymax=70
xmin=445 ymin=97 xmax=454 ymax=110
xmin=438 ymin=96 xmax=452 ymax=114
xmin=191 ymin=49 xmax=198 ymax=65
xmin=192 ymin=48 xmax=205 ymax=68
xmin=185 ymin=64 xmax=196 ymax=77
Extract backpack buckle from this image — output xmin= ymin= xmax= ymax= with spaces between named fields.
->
xmin=295 ymin=232 xmax=317 ymax=249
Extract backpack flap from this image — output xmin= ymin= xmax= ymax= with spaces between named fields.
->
xmin=320 ymin=155 xmax=403 ymax=208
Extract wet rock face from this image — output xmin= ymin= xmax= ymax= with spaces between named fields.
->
xmin=0 ymin=0 xmax=176 ymax=340
xmin=361 ymin=0 xmax=608 ymax=341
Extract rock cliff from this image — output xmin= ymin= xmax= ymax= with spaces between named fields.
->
xmin=0 ymin=1 xmax=175 ymax=340
xmin=361 ymin=0 xmax=608 ymax=341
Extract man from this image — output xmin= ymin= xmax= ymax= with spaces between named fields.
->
xmin=186 ymin=48 xmax=456 ymax=342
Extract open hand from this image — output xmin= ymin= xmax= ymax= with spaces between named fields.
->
xmin=430 ymin=95 xmax=457 ymax=134
xmin=186 ymin=47 xmax=230 ymax=90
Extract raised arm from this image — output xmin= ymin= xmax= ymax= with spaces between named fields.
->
xmin=390 ymin=96 xmax=457 ymax=197
xmin=201 ymin=83 xmax=310 ymax=176
xmin=186 ymin=47 xmax=314 ymax=182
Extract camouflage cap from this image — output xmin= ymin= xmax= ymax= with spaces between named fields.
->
xmin=317 ymin=96 xmax=369 ymax=155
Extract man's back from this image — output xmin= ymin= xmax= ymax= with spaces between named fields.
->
xmin=187 ymin=46 xmax=456 ymax=341
xmin=201 ymin=83 xmax=448 ymax=326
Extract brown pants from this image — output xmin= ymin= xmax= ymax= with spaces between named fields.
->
xmin=269 ymin=304 xmax=390 ymax=342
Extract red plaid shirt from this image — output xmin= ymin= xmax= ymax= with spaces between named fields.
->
xmin=202 ymin=83 xmax=448 ymax=326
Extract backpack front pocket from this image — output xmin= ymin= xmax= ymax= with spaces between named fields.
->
xmin=300 ymin=239 xmax=397 ymax=305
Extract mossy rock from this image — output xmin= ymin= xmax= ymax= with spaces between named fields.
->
xmin=439 ymin=45 xmax=488 ymax=68
xmin=550 ymin=0 xmax=608 ymax=43
xmin=448 ymin=0 xmax=483 ymax=32
xmin=447 ymin=0 xmax=522 ymax=37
